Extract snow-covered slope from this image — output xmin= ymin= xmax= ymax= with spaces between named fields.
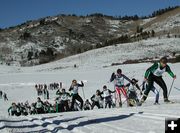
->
xmin=1 ymin=104 xmax=180 ymax=133
xmin=22 ymin=37 xmax=180 ymax=72
xmin=0 ymin=61 xmax=180 ymax=133
xmin=142 ymin=8 xmax=180 ymax=33
xmin=0 ymin=37 xmax=180 ymax=133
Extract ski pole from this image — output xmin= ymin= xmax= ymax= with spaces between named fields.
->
xmin=82 ymin=87 xmax=85 ymax=100
xmin=168 ymin=79 xmax=175 ymax=98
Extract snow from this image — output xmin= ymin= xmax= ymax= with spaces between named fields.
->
xmin=140 ymin=17 xmax=156 ymax=26
xmin=21 ymin=37 xmax=180 ymax=72
xmin=0 ymin=62 xmax=180 ymax=133
xmin=0 ymin=37 xmax=180 ymax=132
xmin=145 ymin=13 xmax=180 ymax=32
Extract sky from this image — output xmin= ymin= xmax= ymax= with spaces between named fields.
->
xmin=0 ymin=0 xmax=179 ymax=28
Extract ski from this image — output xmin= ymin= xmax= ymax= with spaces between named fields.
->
xmin=165 ymin=101 xmax=175 ymax=104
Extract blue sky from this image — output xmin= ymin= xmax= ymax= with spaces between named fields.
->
xmin=0 ymin=0 xmax=179 ymax=28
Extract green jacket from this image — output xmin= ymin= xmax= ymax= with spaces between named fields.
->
xmin=144 ymin=62 xmax=175 ymax=79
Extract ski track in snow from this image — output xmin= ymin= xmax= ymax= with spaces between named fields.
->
xmin=0 ymin=102 xmax=180 ymax=133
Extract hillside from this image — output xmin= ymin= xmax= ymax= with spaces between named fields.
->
xmin=0 ymin=7 xmax=179 ymax=66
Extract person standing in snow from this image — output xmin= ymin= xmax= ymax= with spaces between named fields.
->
xmin=91 ymin=90 xmax=103 ymax=109
xmin=0 ymin=90 xmax=2 ymax=99
xmin=110 ymin=69 xmax=132 ymax=107
xmin=35 ymin=97 xmax=44 ymax=114
xmin=142 ymin=81 xmax=160 ymax=105
xmin=8 ymin=103 xmax=21 ymax=116
xmin=58 ymin=88 xmax=71 ymax=112
xmin=140 ymin=56 xmax=176 ymax=104
xmin=83 ymin=99 xmax=92 ymax=110
xmin=69 ymin=79 xmax=84 ymax=111
xmin=3 ymin=93 xmax=8 ymax=101
xmin=101 ymin=85 xmax=115 ymax=108
xmin=126 ymin=78 xmax=142 ymax=106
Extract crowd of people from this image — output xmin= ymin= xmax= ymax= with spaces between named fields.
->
xmin=7 ymin=57 xmax=177 ymax=116
xmin=35 ymin=84 xmax=50 ymax=99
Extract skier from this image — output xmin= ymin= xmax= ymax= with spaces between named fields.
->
xmin=43 ymin=88 xmax=49 ymax=100
xmin=8 ymin=103 xmax=21 ymax=116
xmin=110 ymin=68 xmax=132 ymax=107
xmin=69 ymin=79 xmax=84 ymax=111
xmin=35 ymin=97 xmax=44 ymax=114
xmin=101 ymin=85 xmax=115 ymax=108
xmin=91 ymin=89 xmax=103 ymax=109
xmin=30 ymin=103 xmax=36 ymax=115
xmin=142 ymin=81 xmax=160 ymax=105
xmin=126 ymin=78 xmax=142 ymax=106
xmin=140 ymin=56 xmax=176 ymax=104
xmin=3 ymin=93 xmax=8 ymax=101
xmin=0 ymin=90 xmax=2 ymax=99
xmin=83 ymin=99 xmax=92 ymax=110
xmin=59 ymin=88 xmax=71 ymax=112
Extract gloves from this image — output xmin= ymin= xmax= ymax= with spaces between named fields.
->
xmin=144 ymin=78 xmax=148 ymax=82
xmin=110 ymin=73 xmax=115 ymax=82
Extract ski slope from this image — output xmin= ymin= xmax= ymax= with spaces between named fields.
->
xmin=0 ymin=37 xmax=180 ymax=133
xmin=0 ymin=103 xmax=180 ymax=133
xmin=0 ymin=62 xmax=180 ymax=133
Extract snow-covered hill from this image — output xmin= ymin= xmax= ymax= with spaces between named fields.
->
xmin=0 ymin=7 xmax=179 ymax=66
xmin=0 ymin=57 xmax=180 ymax=132
xmin=21 ymin=37 xmax=180 ymax=72
xmin=142 ymin=7 xmax=180 ymax=33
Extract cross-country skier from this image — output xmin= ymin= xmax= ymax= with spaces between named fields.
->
xmin=126 ymin=78 xmax=142 ymax=106
xmin=142 ymin=81 xmax=160 ymax=105
xmin=101 ymin=85 xmax=115 ymax=108
xmin=58 ymin=88 xmax=71 ymax=112
xmin=110 ymin=69 xmax=132 ymax=107
xmin=83 ymin=99 xmax=92 ymax=110
xmin=0 ymin=90 xmax=2 ymax=99
xmin=35 ymin=97 xmax=44 ymax=114
xmin=3 ymin=93 xmax=8 ymax=101
xmin=140 ymin=56 xmax=176 ymax=104
xmin=8 ymin=103 xmax=21 ymax=116
xmin=91 ymin=89 xmax=103 ymax=109
xmin=69 ymin=79 xmax=84 ymax=111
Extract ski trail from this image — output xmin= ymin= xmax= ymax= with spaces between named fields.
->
xmin=0 ymin=122 xmax=6 ymax=129
xmin=59 ymin=117 xmax=93 ymax=133
xmin=26 ymin=115 xmax=63 ymax=131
